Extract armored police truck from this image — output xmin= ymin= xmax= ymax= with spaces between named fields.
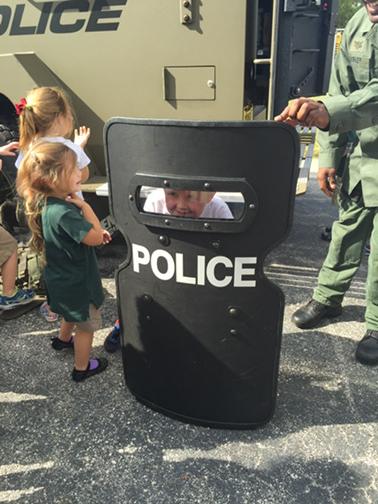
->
xmin=0 ymin=0 xmax=337 ymax=186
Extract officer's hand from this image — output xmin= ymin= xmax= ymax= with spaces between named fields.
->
xmin=294 ymin=99 xmax=330 ymax=129
xmin=275 ymin=98 xmax=330 ymax=129
xmin=274 ymin=103 xmax=299 ymax=126
xmin=317 ymin=167 xmax=337 ymax=197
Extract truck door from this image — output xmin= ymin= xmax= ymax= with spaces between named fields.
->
xmin=274 ymin=0 xmax=339 ymax=114
xmin=245 ymin=0 xmax=339 ymax=118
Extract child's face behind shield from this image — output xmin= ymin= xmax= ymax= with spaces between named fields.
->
xmin=164 ymin=189 xmax=215 ymax=218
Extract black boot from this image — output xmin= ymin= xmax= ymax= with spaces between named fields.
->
xmin=292 ymin=299 xmax=342 ymax=329
xmin=355 ymin=330 xmax=378 ymax=365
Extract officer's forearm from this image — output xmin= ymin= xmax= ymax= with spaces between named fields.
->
xmin=323 ymin=80 xmax=378 ymax=134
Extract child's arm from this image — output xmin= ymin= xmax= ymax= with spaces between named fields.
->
xmin=67 ymin=194 xmax=107 ymax=246
xmin=74 ymin=126 xmax=90 ymax=149
xmin=80 ymin=166 xmax=90 ymax=183
xmin=73 ymin=128 xmax=90 ymax=182
xmin=0 ymin=142 xmax=19 ymax=157
xmin=0 ymin=142 xmax=20 ymax=171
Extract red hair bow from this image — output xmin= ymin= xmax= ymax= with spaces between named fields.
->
xmin=15 ymin=97 xmax=28 ymax=116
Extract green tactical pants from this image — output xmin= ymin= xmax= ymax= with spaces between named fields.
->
xmin=313 ymin=184 xmax=378 ymax=330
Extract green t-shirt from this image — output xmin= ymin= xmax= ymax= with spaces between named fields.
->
xmin=42 ymin=197 xmax=104 ymax=322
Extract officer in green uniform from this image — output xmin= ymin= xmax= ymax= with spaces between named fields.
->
xmin=275 ymin=1 xmax=378 ymax=365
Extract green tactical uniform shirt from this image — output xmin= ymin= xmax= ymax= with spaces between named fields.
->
xmin=318 ymin=7 xmax=378 ymax=206
xmin=42 ymin=197 xmax=104 ymax=322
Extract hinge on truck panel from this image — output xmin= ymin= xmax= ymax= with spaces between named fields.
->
xmin=180 ymin=0 xmax=192 ymax=25
xmin=290 ymin=67 xmax=314 ymax=97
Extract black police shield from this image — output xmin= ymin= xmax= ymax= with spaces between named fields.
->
xmin=105 ymin=118 xmax=299 ymax=428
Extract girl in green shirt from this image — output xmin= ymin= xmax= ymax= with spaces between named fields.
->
xmin=16 ymin=86 xmax=91 ymax=322
xmin=17 ymin=141 xmax=111 ymax=382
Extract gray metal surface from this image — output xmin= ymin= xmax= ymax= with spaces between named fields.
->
xmin=0 ymin=175 xmax=377 ymax=503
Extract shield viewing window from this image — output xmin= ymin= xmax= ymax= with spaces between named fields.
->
xmin=138 ymin=186 xmax=246 ymax=221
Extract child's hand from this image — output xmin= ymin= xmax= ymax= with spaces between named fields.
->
xmin=74 ymin=126 xmax=91 ymax=148
xmin=66 ymin=193 xmax=85 ymax=209
xmin=102 ymin=230 xmax=112 ymax=245
xmin=0 ymin=141 xmax=19 ymax=157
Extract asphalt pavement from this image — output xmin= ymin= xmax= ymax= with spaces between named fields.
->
xmin=0 ymin=173 xmax=377 ymax=504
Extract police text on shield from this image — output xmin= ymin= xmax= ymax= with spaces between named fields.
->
xmin=132 ymin=244 xmax=257 ymax=288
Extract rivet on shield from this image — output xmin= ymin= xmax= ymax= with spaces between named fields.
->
xmin=204 ymin=222 xmax=211 ymax=230
xmin=249 ymin=203 xmax=255 ymax=210
xmin=143 ymin=294 xmax=152 ymax=303
xmin=203 ymin=182 xmax=211 ymax=189
xmin=129 ymin=194 xmax=134 ymax=201
xmin=230 ymin=329 xmax=238 ymax=336
xmin=158 ymin=235 xmax=170 ymax=246
xmin=164 ymin=219 xmax=170 ymax=225
xmin=146 ymin=315 xmax=151 ymax=321
xmin=228 ymin=307 xmax=240 ymax=318
xmin=211 ymin=240 xmax=220 ymax=249
xmin=163 ymin=180 xmax=170 ymax=187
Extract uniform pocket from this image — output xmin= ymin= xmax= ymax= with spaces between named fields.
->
xmin=351 ymin=54 xmax=369 ymax=85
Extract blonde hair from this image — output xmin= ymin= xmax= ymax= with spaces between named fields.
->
xmin=19 ymin=87 xmax=74 ymax=150
xmin=17 ymin=141 xmax=77 ymax=257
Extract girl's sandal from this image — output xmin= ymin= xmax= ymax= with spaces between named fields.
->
xmin=40 ymin=301 xmax=59 ymax=322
